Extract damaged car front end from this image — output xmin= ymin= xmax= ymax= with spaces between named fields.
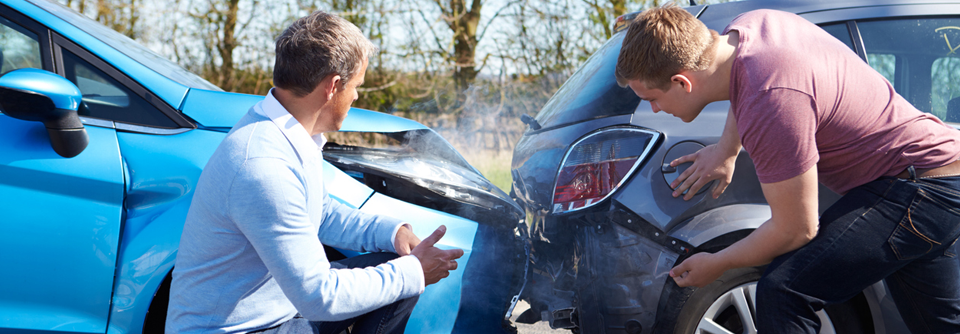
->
xmin=321 ymin=113 xmax=527 ymax=333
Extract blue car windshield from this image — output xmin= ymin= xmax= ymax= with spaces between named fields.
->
xmin=28 ymin=0 xmax=223 ymax=91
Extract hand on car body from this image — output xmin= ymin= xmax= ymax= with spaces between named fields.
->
xmin=669 ymin=252 xmax=726 ymax=288
xmin=669 ymin=143 xmax=738 ymax=200
xmin=669 ymin=110 xmax=742 ymax=201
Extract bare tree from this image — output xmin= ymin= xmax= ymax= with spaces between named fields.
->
xmin=582 ymin=0 xmax=623 ymax=40
xmin=435 ymin=0 xmax=482 ymax=93
xmin=62 ymin=0 xmax=142 ymax=39
xmin=184 ymin=0 xmax=260 ymax=91
xmin=65 ymin=0 xmax=88 ymax=15
xmin=405 ymin=0 xmax=514 ymax=98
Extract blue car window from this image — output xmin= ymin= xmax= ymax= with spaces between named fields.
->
xmin=0 ymin=16 xmax=40 ymax=74
xmin=61 ymin=48 xmax=178 ymax=128
xmin=858 ymin=17 xmax=960 ymax=122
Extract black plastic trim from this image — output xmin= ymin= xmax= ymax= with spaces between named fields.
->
xmin=847 ymin=20 xmax=869 ymax=62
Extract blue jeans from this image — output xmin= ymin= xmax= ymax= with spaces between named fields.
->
xmin=756 ymin=173 xmax=960 ymax=333
xmin=253 ymin=253 xmax=419 ymax=334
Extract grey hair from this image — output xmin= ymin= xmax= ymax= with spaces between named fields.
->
xmin=273 ymin=11 xmax=378 ymax=97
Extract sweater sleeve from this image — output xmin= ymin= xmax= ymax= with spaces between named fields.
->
xmin=317 ymin=192 xmax=405 ymax=253
xmin=227 ymin=157 xmax=423 ymax=322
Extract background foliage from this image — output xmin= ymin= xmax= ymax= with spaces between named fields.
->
xmin=59 ymin=0 xmax=728 ymax=190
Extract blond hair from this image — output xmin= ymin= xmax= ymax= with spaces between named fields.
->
xmin=615 ymin=3 xmax=718 ymax=90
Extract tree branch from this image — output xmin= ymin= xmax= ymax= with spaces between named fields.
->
xmin=478 ymin=0 xmax=520 ymax=42
xmin=357 ymin=78 xmax=398 ymax=92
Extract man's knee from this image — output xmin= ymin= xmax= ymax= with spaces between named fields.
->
xmin=755 ymin=273 xmax=787 ymax=306
xmin=396 ymin=294 xmax=419 ymax=315
xmin=756 ymin=273 xmax=824 ymax=333
xmin=755 ymin=270 xmax=819 ymax=313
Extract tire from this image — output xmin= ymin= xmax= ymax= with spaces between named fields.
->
xmin=672 ymin=267 xmax=868 ymax=334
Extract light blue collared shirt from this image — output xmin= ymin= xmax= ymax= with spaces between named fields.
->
xmin=166 ymin=90 xmax=424 ymax=333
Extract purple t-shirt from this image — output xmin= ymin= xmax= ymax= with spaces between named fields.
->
xmin=725 ymin=10 xmax=960 ymax=194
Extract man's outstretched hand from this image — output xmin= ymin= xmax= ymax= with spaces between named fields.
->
xmin=411 ymin=225 xmax=464 ymax=286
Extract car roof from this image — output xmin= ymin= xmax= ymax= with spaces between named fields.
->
xmin=696 ymin=0 xmax=960 ymax=29
xmin=698 ymin=0 xmax=960 ymax=14
xmin=8 ymin=0 xmax=192 ymax=110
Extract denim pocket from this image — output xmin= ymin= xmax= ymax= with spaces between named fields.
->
xmin=946 ymin=237 xmax=958 ymax=258
xmin=888 ymin=188 xmax=960 ymax=261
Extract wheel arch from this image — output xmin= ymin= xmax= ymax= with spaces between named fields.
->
xmin=142 ymin=271 xmax=173 ymax=334
xmin=105 ymin=196 xmax=184 ymax=334
xmin=667 ymin=204 xmax=770 ymax=247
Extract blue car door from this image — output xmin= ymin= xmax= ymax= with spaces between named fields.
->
xmin=0 ymin=10 xmax=125 ymax=333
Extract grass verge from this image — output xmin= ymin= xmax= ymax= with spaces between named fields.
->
xmin=459 ymin=149 xmax=513 ymax=193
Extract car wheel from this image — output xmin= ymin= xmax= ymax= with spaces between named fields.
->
xmin=673 ymin=267 xmax=867 ymax=334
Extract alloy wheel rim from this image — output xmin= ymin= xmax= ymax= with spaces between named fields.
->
xmin=695 ymin=282 xmax=836 ymax=334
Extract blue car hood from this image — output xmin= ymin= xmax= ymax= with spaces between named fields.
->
xmin=180 ymin=89 xmax=428 ymax=132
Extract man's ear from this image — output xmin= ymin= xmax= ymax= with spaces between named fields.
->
xmin=671 ymin=73 xmax=694 ymax=93
xmin=318 ymin=74 xmax=342 ymax=101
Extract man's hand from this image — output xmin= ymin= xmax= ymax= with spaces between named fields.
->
xmin=394 ymin=225 xmax=420 ymax=256
xmin=671 ymin=108 xmax=742 ymax=200
xmin=411 ymin=225 xmax=465 ymax=286
xmin=672 ymin=167 xmax=821 ymax=288
xmin=670 ymin=252 xmax=728 ymax=288
xmin=670 ymin=143 xmax=738 ymax=200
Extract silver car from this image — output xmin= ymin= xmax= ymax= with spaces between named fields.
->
xmin=509 ymin=0 xmax=960 ymax=333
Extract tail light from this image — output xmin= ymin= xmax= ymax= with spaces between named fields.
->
xmin=553 ymin=127 xmax=660 ymax=213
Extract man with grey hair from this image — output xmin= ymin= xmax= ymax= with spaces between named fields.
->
xmin=166 ymin=11 xmax=463 ymax=334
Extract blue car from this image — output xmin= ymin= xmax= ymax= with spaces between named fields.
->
xmin=0 ymin=0 xmax=523 ymax=333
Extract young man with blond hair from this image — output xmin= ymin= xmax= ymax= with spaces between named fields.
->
xmin=166 ymin=11 xmax=463 ymax=334
xmin=617 ymin=4 xmax=960 ymax=333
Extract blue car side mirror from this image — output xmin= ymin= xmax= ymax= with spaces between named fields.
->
xmin=0 ymin=68 xmax=88 ymax=158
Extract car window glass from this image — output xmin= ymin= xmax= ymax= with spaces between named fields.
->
xmin=932 ymin=57 xmax=960 ymax=121
xmin=868 ymin=53 xmax=896 ymax=84
xmin=61 ymin=49 xmax=177 ymax=128
xmin=0 ymin=16 xmax=40 ymax=74
xmin=533 ymin=32 xmax=640 ymax=128
xmin=819 ymin=23 xmax=855 ymax=51
xmin=858 ymin=17 xmax=960 ymax=122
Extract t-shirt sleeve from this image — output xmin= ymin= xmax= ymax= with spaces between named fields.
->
xmin=736 ymin=88 xmax=819 ymax=184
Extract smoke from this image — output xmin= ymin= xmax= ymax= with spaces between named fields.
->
xmin=394 ymin=72 xmax=570 ymax=159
